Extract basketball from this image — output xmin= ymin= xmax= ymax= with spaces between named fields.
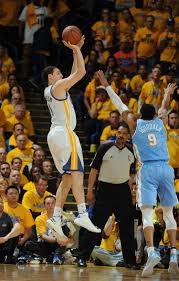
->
xmin=62 ymin=26 xmax=82 ymax=45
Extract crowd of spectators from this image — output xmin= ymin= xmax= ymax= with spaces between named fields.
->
xmin=0 ymin=0 xmax=178 ymax=269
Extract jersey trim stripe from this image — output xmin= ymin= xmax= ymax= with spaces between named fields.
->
xmin=64 ymin=100 xmax=78 ymax=170
xmin=50 ymin=85 xmax=68 ymax=101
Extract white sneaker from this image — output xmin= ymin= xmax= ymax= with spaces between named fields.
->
xmin=47 ymin=217 xmax=68 ymax=242
xmin=168 ymin=253 xmax=179 ymax=273
xmin=74 ymin=213 xmax=101 ymax=233
xmin=142 ymin=250 xmax=161 ymax=277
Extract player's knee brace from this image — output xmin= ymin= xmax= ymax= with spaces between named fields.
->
xmin=141 ymin=207 xmax=153 ymax=229
xmin=162 ymin=207 xmax=177 ymax=230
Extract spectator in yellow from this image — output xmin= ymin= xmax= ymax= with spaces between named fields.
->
xmin=158 ymin=18 xmax=177 ymax=74
xmin=166 ymin=110 xmax=179 ymax=176
xmin=85 ymin=40 xmax=110 ymax=66
xmin=11 ymin=157 xmax=29 ymax=187
xmin=4 ymin=186 xmax=34 ymax=247
xmin=0 ymin=74 xmax=24 ymax=105
xmin=6 ymin=123 xmax=33 ymax=152
xmin=23 ymin=166 xmax=41 ymax=193
xmin=170 ymin=87 xmax=179 ymax=111
xmin=6 ymin=134 xmax=34 ymax=171
xmin=5 ymin=103 xmax=35 ymax=138
xmin=84 ymin=72 xmax=101 ymax=114
xmin=22 ymin=174 xmax=52 ymax=219
xmin=0 ymin=177 xmax=9 ymax=201
xmin=130 ymin=64 xmax=148 ymax=98
xmin=147 ymin=0 xmax=170 ymax=32
xmin=100 ymin=111 xmax=121 ymax=144
xmin=118 ymin=8 xmax=136 ymax=40
xmin=91 ymin=9 xmax=115 ymax=48
xmin=130 ymin=3 xmax=148 ymax=28
xmin=89 ymin=86 xmax=113 ymax=121
xmin=2 ymin=92 xmax=22 ymax=119
xmin=134 ymin=15 xmax=159 ymax=71
xmin=110 ymin=71 xmax=130 ymax=95
xmin=138 ymin=66 xmax=165 ymax=111
xmin=0 ymin=45 xmax=15 ymax=82
xmin=0 ymin=108 xmax=6 ymax=149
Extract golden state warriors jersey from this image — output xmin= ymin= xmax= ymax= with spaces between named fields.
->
xmin=44 ymin=85 xmax=77 ymax=130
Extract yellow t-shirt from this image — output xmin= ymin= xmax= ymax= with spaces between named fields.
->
xmin=22 ymin=189 xmax=52 ymax=213
xmin=111 ymin=79 xmax=131 ymax=95
xmin=20 ymin=173 xmax=29 ymax=187
xmin=8 ymin=134 xmax=33 ymax=148
xmin=139 ymin=80 xmax=164 ymax=110
xmin=23 ymin=181 xmax=35 ymax=191
xmin=3 ymin=104 xmax=31 ymax=120
xmin=134 ymin=27 xmax=159 ymax=58
xmin=5 ymin=115 xmax=35 ymax=136
xmin=118 ymin=20 xmax=135 ymax=39
xmin=128 ymin=97 xmax=138 ymax=113
xmin=35 ymin=212 xmax=48 ymax=237
xmin=6 ymin=147 xmax=33 ymax=170
xmin=158 ymin=31 xmax=177 ymax=63
xmin=130 ymin=7 xmax=147 ymax=28
xmin=91 ymin=21 xmax=114 ymax=47
xmin=147 ymin=11 xmax=170 ymax=32
xmin=91 ymin=99 xmax=113 ymax=120
xmin=166 ymin=125 xmax=179 ymax=168
xmin=100 ymin=125 xmax=117 ymax=141
xmin=84 ymin=79 xmax=97 ymax=106
xmin=100 ymin=223 xmax=119 ymax=252
xmin=0 ymin=108 xmax=6 ymax=127
xmin=4 ymin=202 xmax=34 ymax=234
xmin=175 ymin=179 xmax=179 ymax=193
xmin=170 ymin=100 xmax=179 ymax=112
xmin=130 ymin=74 xmax=147 ymax=94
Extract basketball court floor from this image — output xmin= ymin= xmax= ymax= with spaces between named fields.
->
xmin=1 ymin=264 xmax=179 ymax=281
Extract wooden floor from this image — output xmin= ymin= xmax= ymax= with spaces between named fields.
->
xmin=0 ymin=264 xmax=179 ymax=281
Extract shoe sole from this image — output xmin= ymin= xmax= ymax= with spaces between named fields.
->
xmin=168 ymin=262 xmax=179 ymax=273
xmin=142 ymin=256 xmax=161 ymax=277
xmin=74 ymin=219 xmax=101 ymax=233
xmin=46 ymin=221 xmax=68 ymax=242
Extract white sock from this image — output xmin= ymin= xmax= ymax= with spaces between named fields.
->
xmin=147 ymin=246 xmax=154 ymax=256
xmin=171 ymin=247 xmax=177 ymax=255
xmin=53 ymin=206 xmax=62 ymax=217
xmin=77 ymin=203 xmax=87 ymax=215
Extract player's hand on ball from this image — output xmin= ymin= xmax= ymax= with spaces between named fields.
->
xmin=77 ymin=35 xmax=85 ymax=49
xmin=62 ymin=40 xmax=79 ymax=51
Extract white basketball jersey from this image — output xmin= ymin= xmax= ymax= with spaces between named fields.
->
xmin=44 ymin=85 xmax=77 ymax=130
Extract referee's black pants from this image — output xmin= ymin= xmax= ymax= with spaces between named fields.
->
xmin=79 ymin=181 xmax=136 ymax=265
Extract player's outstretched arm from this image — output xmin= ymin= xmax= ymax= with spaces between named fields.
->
xmin=70 ymin=35 xmax=85 ymax=75
xmin=97 ymin=70 xmax=136 ymax=134
xmin=158 ymin=83 xmax=177 ymax=123
xmin=54 ymin=37 xmax=86 ymax=93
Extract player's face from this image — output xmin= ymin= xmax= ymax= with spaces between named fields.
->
xmin=116 ymin=127 xmax=130 ymax=145
xmin=51 ymin=68 xmax=63 ymax=84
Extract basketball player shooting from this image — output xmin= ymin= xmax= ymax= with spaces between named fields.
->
xmin=97 ymin=70 xmax=178 ymax=277
xmin=41 ymin=32 xmax=101 ymax=243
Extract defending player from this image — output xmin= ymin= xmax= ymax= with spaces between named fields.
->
xmin=97 ymin=70 xmax=178 ymax=277
xmin=41 ymin=37 xmax=100 ymax=242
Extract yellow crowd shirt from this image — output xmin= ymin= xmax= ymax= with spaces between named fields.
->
xmin=134 ymin=27 xmax=159 ymax=58
xmin=128 ymin=97 xmax=138 ymax=113
xmin=130 ymin=7 xmax=147 ymax=28
xmin=100 ymin=224 xmax=119 ymax=252
xmin=0 ymin=0 xmax=25 ymax=26
xmin=20 ymin=173 xmax=29 ymax=186
xmin=6 ymin=147 xmax=33 ymax=170
xmin=5 ymin=115 xmax=35 ymax=136
xmin=158 ymin=31 xmax=177 ymax=63
xmin=4 ymin=202 xmax=34 ymax=234
xmin=139 ymin=80 xmax=164 ymax=109
xmin=147 ymin=11 xmax=170 ymax=32
xmin=35 ymin=212 xmax=48 ymax=237
xmin=22 ymin=189 xmax=52 ymax=213
xmin=8 ymin=134 xmax=33 ymax=149
xmin=84 ymin=79 xmax=97 ymax=106
xmin=91 ymin=21 xmax=115 ymax=47
xmin=166 ymin=125 xmax=179 ymax=168
xmin=100 ymin=125 xmax=118 ymax=141
xmin=130 ymin=74 xmax=147 ymax=93
xmin=23 ymin=181 xmax=36 ymax=191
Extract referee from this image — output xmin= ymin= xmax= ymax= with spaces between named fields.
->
xmin=77 ymin=123 xmax=138 ymax=269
